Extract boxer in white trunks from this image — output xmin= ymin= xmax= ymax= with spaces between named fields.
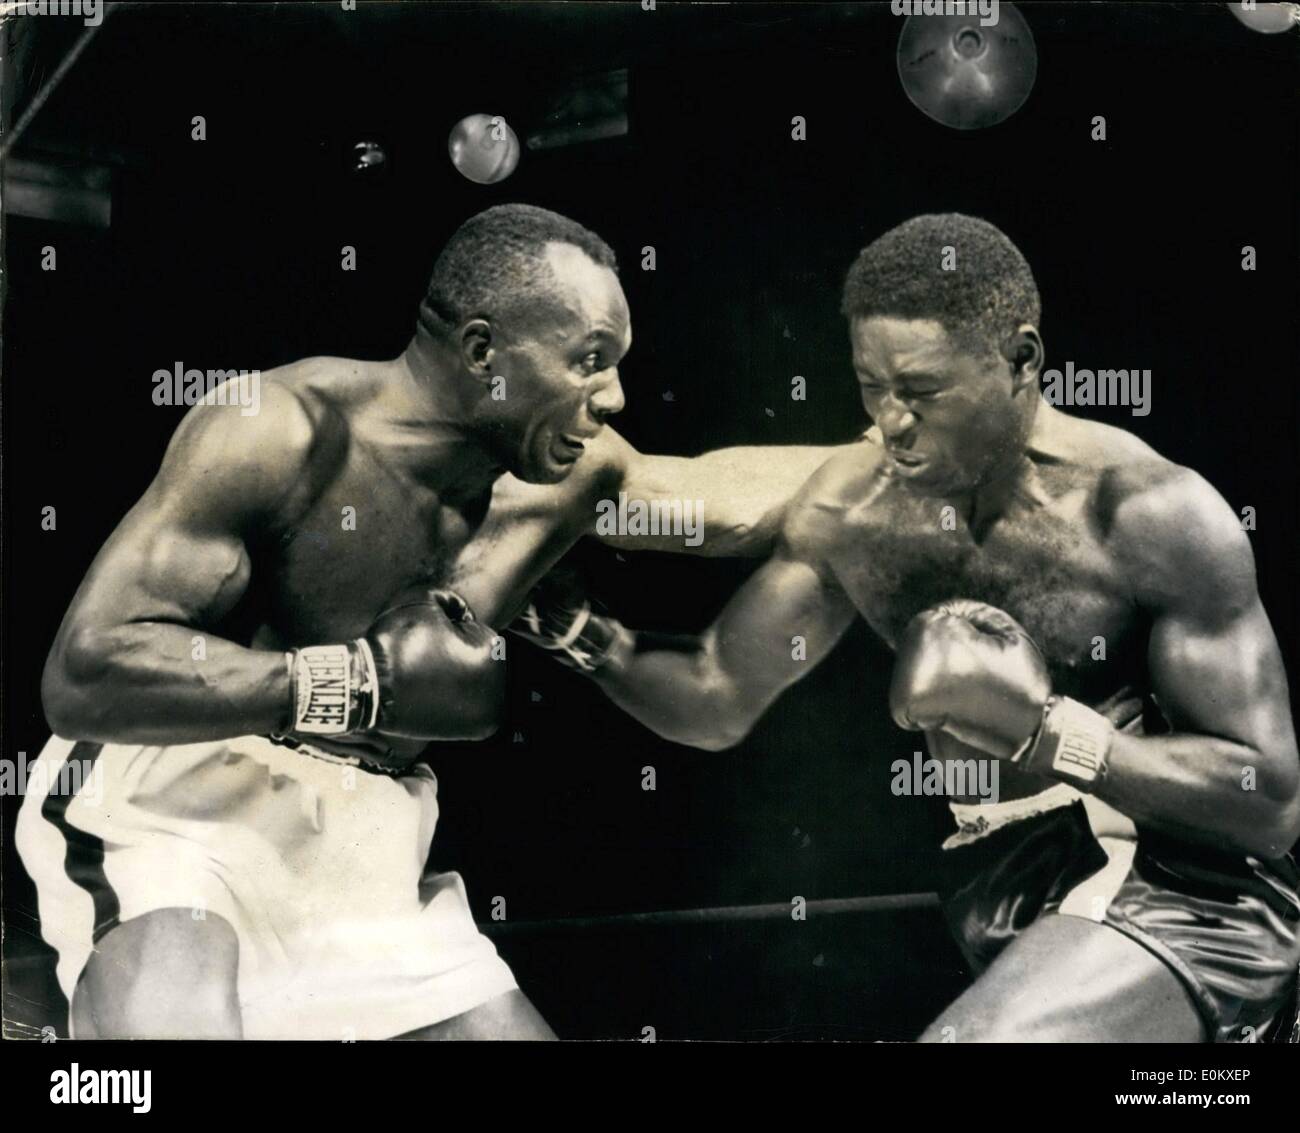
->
xmin=18 ymin=203 xmax=836 ymax=1039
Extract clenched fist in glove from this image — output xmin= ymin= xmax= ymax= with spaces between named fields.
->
xmin=889 ymin=599 xmax=1113 ymax=789
xmin=509 ymin=568 xmax=631 ymax=674
xmin=285 ymin=587 xmax=505 ymax=743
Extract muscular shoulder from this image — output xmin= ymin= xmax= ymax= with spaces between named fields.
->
xmin=269 ymin=354 xmax=391 ymax=409
xmin=1030 ymin=404 xmax=1163 ymax=476
xmin=1021 ymin=408 xmax=1252 ymax=617
xmin=1104 ymin=458 xmax=1255 ymax=618
xmin=779 ymin=438 xmax=885 ymax=565
xmin=153 ymin=362 xmax=355 ymax=530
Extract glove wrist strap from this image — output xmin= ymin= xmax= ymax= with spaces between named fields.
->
xmin=588 ymin=622 xmax=637 ymax=677
xmin=558 ymin=613 xmax=630 ymax=675
xmin=516 ymin=600 xmax=628 ymax=675
xmin=287 ymin=641 xmax=378 ymax=735
xmin=1014 ymin=695 xmax=1114 ymax=791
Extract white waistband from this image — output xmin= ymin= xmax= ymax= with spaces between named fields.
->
xmin=944 ymin=783 xmax=1135 ymax=849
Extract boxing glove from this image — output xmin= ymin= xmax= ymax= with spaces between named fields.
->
xmin=890 ymin=599 xmax=1113 ymax=788
xmin=287 ymin=587 xmax=505 ymax=741
xmin=509 ymin=568 xmax=629 ymax=674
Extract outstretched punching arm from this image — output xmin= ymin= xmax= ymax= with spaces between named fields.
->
xmin=587 ymin=428 xmax=844 ymax=557
xmin=514 ymin=462 xmax=858 ymax=749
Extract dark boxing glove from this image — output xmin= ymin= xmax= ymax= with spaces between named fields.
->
xmin=889 ymin=599 xmax=1114 ymax=789
xmin=509 ymin=568 xmax=631 ymax=675
xmin=286 ymin=588 xmax=505 ymax=741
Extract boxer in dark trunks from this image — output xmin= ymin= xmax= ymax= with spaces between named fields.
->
xmin=515 ymin=213 xmax=1300 ymax=1041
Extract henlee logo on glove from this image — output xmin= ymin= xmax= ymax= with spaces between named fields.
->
xmin=1013 ymin=696 xmax=1113 ymax=789
xmin=274 ymin=588 xmax=504 ymax=748
xmin=290 ymin=642 xmax=379 ymax=735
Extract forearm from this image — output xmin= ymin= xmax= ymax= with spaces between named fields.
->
xmin=518 ymin=539 xmax=846 ymax=749
xmin=1095 ymin=732 xmax=1300 ymax=859
xmin=891 ymin=600 xmax=1300 ymax=859
xmin=689 ymin=444 xmax=835 ymax=558
xmin=43 ymin=622 xmax=292 ymax=744
xmin=610 ymin=445 xmax=838 ymax=558
xmin=590 ymin=630 xmax=757 ymax=751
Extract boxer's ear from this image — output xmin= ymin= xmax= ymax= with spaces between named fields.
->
xmin=1002 ymin=325 xmax=1043 ymax=391
xmin=459 ymin=318 xmax=496 ymax=382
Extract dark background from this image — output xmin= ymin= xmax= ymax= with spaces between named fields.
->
xmin=2 ymin=1 xmax=1296 ymax=1040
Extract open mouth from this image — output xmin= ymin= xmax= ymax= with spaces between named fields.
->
xmin=553 ymin=434 xmax=587 ymax=462
xmin=887 ymin=450 xmax=930 ymax=476
xmin=888 ymin=449 xmax=925 ymax=467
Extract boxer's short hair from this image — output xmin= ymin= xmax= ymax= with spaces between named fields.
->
xmin=841 ymin=213 xmax=1040 ymax=356
xmin=419 ymin=203 xmax=618 ymax=339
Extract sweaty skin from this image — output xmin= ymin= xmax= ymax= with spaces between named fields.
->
xmin=43 ymin=255 xmax=836 ymax=761
xmin=43 ymin=365 xmax=835 ymax=1037
xmin=591 ymin=321 xmax=1300 ymax=859
xmin=39 ymin=239 xmax=838 ymax=1038
xmin=583 ymin=313 xmax=1298 ymax=1042
xmin=41 ymin=366 xmax=832 ymax=755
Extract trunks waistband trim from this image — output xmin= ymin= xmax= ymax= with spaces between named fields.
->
xmin=944 ymin=783 xmax=1135 ymax=849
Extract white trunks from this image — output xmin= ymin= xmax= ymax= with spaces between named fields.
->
xmin=15 ymin=734 xmax=517 ymax=1038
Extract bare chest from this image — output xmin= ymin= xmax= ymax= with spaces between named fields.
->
xmin=250 ymin=451 xmax=490 ymax=644
xmin=245 ymin=452 xmax=580 ymax=646
xmin=829 ymin=487 xmax=1145 ymax=698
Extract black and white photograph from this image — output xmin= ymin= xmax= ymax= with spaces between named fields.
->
xmin=1 ymin=0 xmax=1298 ymax=1103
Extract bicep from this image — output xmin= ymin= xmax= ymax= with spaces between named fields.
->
xmin=1123 ymin=470 xmax=1296 ymax=758
xmin=702 ymin=552 xmax=856 ymax=702
xmin=65 ymin=491 xmax=255 ymax=633
xmin=606 ymin=442 xmax=841 ymax=556
xmin=59 ymin=393 xmax=312 ymax=635
xmin=1148 ymin=597 xmax=1295 ymax=757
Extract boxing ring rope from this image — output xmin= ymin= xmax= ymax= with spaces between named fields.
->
xmin=0 ymin=12 xmax=111 ymax=163
xmin=479 ymin=892 xmax=941 ymax=936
